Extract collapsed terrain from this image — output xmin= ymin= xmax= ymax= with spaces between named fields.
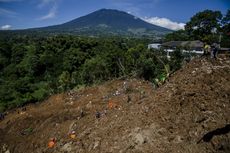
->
xmin=0 ymin=55 xmax=230 ymax=153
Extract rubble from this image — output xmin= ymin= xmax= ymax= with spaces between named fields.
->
xmin=0 ymin=56 xmax=230 ymax=153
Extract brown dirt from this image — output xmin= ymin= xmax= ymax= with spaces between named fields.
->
xmin=0 ymin=55 xmax=230 ymax=153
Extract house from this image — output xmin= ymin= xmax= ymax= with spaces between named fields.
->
xmin=161 ymin=40 xmax=204 ymax=58
xmin=148 ymin=43 xmax=161 ymax=49
xmin=161 ymin=40 xmax=204 ymax=53
xmin=148 ymin=40 xmax=204 ymax=58
xmin=219 ymin=47 xmax=230 ymax=54
xmin=149 ymin=40 xmax=229 ymax=58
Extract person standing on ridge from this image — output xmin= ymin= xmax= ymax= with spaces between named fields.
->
xmin=211 ymin=43 xmax=219 ymax=59
xmin=204 ymin=43 xmax=211 ymax=57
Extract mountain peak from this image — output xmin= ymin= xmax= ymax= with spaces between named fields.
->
xmin=96 ymin=8 xmax=126 ymax=13
xmin=35 ymin=8 xmax=172 ymax=37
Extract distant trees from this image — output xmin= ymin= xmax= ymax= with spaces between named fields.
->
xmin=165 ymin=30 xmax=190 ymax=41
xmin=221 ymin=10 xmax=230 ymax=47
xmin=165 ymin=9 xmax=230 ymax=47
xmin=185 ymin=10 xmax=222 ymax=42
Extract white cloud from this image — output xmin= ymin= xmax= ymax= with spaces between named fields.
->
xmin=38 ymin=4 xmax=57 ymax=20
xmin=143 ymin=17 xmax=185 ymax=30
xmin=1 ymin=24 xmax=12 ymax=30
xmin=37 ymin=0 xmax=60 ymax=20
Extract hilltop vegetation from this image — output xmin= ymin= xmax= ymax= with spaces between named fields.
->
xmin=165 ymin=9 xmax=230 ymax=47
xmin=0 ymin=35 xmax=183 ymax=112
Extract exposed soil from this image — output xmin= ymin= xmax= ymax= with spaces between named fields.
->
xmin=1 ymin=55 xmax=230 ymax=153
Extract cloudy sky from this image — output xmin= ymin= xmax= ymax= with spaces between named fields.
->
xmin=0 ymin=0 xmax=229 ymax=30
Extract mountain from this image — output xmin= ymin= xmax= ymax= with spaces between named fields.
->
xmin=32 ymin=9 xmax=172 ymax=37
xmin=0 ymin=9 xmax=172 ymax=38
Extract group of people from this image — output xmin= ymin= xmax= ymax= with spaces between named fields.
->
xmin=203 ymin=42 xmax=220 ymax=59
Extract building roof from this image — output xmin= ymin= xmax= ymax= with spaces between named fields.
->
xmin=162 ymin=40 xmax=204 ymax=48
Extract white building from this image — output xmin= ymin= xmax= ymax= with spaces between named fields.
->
xmin=148 ymin=43 xmax=161 ymax=49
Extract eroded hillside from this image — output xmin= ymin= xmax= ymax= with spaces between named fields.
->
xmin=0 ymin=55 xmax=230 ymax=153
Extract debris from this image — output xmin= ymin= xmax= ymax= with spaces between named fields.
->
xmin=108 ymin=100 xmax=117 ymax=109
xmin=68 ymin=121 xmax=77 ymax=134
xmin=103 ymin=109 xmax=107 ymax=116
xmin=20 ymin=127 xmax=33 ymax=135
xmin=69 ymin=131 xmax=76 ymax=139
xmin=21 ymin=107 xmax=27 ymax=112
xmin=0 ymin=113 xmax=5 ymax=120
xmin=93 ymin=140 xmax=100 ymax=149
xmin=140 ymin=90 xmax=146 ymax=99
xmin=134 ymin=133 xmax=146 ymax=145
xmin=48 ymin=138 xmax=56 ymax=148
xmin=123 ymin=81 xmax=128 ymax=90
xmin=1 ymin=56 xmax=230 ymax=153
xmin=61 ymin=142 xmax=73 ymax=152
xmin=127 ymin=95 xmax=131 ymax=103
xmin=95 ymin=111 xmax=101 ymax=119
xmin=86 ymin=101 xmax=92 ymax=109
xmin=173 ymin=135 xmax=183 ymax=143
xmin=115 ymin=90 xmax=120 ymax=96
xmin=2 ymin=144 xmax=10 ymax=153
xmin=80 ymin=109 xmax=84 ymax=118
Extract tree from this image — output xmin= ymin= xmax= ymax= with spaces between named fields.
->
xmin=58 ymin=71 xmax=71 ymax=91
xmin=221 ymin=10 xmax=230 ymax=47
xmin=185 ymin=10 xmax=222 ymax=42
xmin=81 ymin=56 xmax=109 ymax=84
xmin=170 ymin=48 xmax=183 ymax=71
xmin=164 ymin=30 xmax=189 ymax=41
xmin=222 ymin=9 xmax=230 ymax=25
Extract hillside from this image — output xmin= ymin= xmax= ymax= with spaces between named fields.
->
xmin=1 ymin=9 xmax=172 ymax=38
xmin=0 ymin=55 xmax=230 ymax=153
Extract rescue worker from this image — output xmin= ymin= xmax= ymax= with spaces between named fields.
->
xmin=204 ymin=43 xmax=211 ymax=57
xmin=211 ymin=43 xmax=219 ymax=59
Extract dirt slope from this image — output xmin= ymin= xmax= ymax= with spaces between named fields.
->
xmin=0 ymin=56 xmax=230 ymax=153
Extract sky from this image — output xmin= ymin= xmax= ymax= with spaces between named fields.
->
xmin=0 ymin=0 xmax=229 ymax=30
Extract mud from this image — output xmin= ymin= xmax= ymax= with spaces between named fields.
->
xmin=0 ymin=55 xmax=230 ymax=153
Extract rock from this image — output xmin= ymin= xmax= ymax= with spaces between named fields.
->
xmin=61 ymin=142 xmax=73 ymax=152
xmin=93 ymin=140 xmax=100 ymax=149
xmin=173 ymin=135 xmax=183 ymax=143
xmin=1 ymin=144 xmax=10 ymax=153
xmin=207 ymin=69 xmax=212 ymax=74
xmin=86 ymin=101 xmax=92 ymax=109
xmin=135 ymin=133 xmax=146 ymax=144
